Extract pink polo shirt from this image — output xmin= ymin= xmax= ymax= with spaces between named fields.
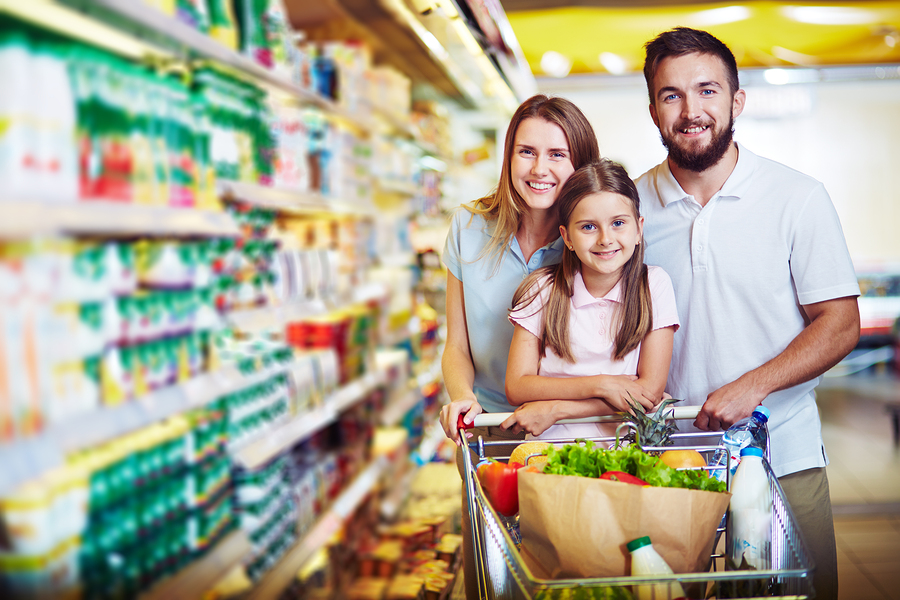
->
xmin=508 ymin=265 xmax=679 ymax=441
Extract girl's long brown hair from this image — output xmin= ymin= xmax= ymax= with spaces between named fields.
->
xmin=464 ymin=94 xmax=600 ymax=272
xmin=510 ymin=160 xmax=652 ymax=362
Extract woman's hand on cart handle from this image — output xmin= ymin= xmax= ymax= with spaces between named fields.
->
xmin=440 ymin=398 xmax=483 ymax=445
xmin=466 ymin=405 xmax=702 ymax=429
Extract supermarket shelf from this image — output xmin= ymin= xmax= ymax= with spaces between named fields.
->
xmin=225 ymin=298 xmax=330 ymax=334
xmin=375 ymin=179 xmax=419 ymax=197
xmin=248 ymin=455 xmax=389 ymax=599
xmin=140 ymin=529 xmax=251 ymax=600
xmin=217 ymin=180 xmax=377 ymax=217
xmin=379 ymin=463 xmax=417 ymax=521
xmin=42 ymin=0 xmax=433 ymax=146
xmin=365 ymin=99 xmax=419 ymax=141
xmin=415 ymin=356 xmax=443 ymax=389
xmin=234 ymin=368 xmax=392 ymax=471
xmin=0 ymin=362 xmax=290 ymax=496
xmin=380 ymin=357 xmax=442 ymax=427
xmin=378 ymin=251 xmax=417 ymax=268
xmin=54 ymin=362 xmax=290 ymax=453
xmin=380 ymin=388 xmax=421 ymax=428
xmin=53 ymin=0 xmax=363 ymax=124
xmin=412 ymin=422 xmax=446 ymax=465
xmin=0 ymin=200 xmax=239 ymax=238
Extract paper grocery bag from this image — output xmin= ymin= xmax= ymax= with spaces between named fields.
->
xmin=518 ymin=470 xmax=731 ymax=579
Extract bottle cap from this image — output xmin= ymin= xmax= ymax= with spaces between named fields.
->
xmin=740 ymin=447 xmax=763 ymax=458
xmin=626 ymin=536 xmax=652 ymax=552
xmin=752 ymin=405 xmax=770 ymax=422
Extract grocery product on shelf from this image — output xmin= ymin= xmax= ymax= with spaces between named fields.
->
xmin=0 ymin=25 xmax=77 ymax=204
xmin=0 ymin=403 xmax=235 ymax=598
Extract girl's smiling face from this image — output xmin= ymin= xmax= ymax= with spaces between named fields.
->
xmin=561 ymin=191 xmax=643 ymax=296
xmin=511 ymin=117 xmax=575 ymax=212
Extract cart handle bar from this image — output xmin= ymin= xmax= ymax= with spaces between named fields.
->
xmin=457 ymin=405 xmax=701 ymax=430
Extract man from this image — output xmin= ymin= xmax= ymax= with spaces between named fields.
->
xmin=635 ymin=27 xmax=860 ymax=600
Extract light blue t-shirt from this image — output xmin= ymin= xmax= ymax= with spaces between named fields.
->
xmin=442 ymin=208 xmax=564 ymax=414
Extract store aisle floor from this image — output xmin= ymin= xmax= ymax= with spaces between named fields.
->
xmin=818 ymin=370 xmax=900 ymax=600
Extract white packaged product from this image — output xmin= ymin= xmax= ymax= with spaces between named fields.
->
xmin=729 ymin=446 xmax=772 ymax=569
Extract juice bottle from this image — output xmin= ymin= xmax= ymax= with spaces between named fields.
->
xmin=627 ymin=535 xmax=686 ymax=600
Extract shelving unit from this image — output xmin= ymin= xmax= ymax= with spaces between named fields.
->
xmin=217 ymin=180 xmax=373 ymax=217
xmin=0 ymin=0 xmax=468 ymax=595
xmin=140 ymin=529 xmax=252 ymax=600
xmin=234 ymin=366 xmax=395 ymax=471
xmin=0 ymin=360 xmax=288 ymax=496
xmin=225 ymin=298 xmax=330 ymax=334
xmin=0 ymin=200 xmax=240 ymax=239
xmin=380 ymin=357 xmax=443 ymax=428
xmin=248 ymin=455 xmax=391 ymax=599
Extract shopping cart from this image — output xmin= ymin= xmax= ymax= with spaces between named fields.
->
xmin=459 ymin=407 xmax=814 ymax=600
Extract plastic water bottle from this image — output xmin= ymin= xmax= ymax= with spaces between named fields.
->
xmin=626 ymin=536 xmax=686 ymax=600
xmin=729 ymin=447 xmax=772 ymax=569
xmin=709 ymin=406 xmax=770 ymax=483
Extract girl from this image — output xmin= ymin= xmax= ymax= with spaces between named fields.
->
xmin=502 ymin=159 xmax=680 ymax=439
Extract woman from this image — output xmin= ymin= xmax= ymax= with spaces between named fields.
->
xmin=438 ymin=96 xmax=651 ymax=599
xmin=439 ymin=95 xmax=654 ymax=443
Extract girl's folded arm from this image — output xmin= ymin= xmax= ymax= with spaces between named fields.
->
xmin=505 ymin=324 xmax=599 ymax=405
xmin=633 ymin=325 xmax=676 ymax=403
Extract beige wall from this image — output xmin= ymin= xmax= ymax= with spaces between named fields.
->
xmin=538 ymin=75 xmax=900 ymax=269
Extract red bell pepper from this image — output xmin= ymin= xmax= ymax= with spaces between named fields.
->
xmin=599 ymin=471 xmax=648 ymax=486
xmin=477 ymin=459 xmax=523 ymax=516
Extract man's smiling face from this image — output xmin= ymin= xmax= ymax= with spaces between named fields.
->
xmin=649 ymin=52 xmax=744 ymax=173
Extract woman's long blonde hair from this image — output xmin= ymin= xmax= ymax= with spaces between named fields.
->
xmin=510 ymin=160 xmax=652 ymax=362
xmin=463 ymin=94 xmax=600 ymax=271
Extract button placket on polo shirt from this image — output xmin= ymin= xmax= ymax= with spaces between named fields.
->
xmin=690 ymin=197 xmax=717 ymax=273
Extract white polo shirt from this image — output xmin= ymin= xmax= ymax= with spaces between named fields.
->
xmin=442 ymin=207 xmax=564 ymax=414
xmin=636 ymin=143 xmax=860 ymax=477
xmin=509 ymin=266 xmax=679 ymax=440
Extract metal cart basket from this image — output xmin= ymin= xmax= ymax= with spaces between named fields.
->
xmin=459 ymin=410 xmax=814 ymax=600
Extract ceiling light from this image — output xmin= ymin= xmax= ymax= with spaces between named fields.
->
xmin=764 ymin=69 xmax=791 ymax=85
xmin=540 ymin=51 xmax=572 ymax=78
xmin=762 ymin=68 xmax=820 ymax=85
xmin=598 ymin=52 xmax=627 ymax=75
xmin=781 ymin=6 xmax=878 ymax=26
xmin=691 ymin=6 xmax=752 ymax=26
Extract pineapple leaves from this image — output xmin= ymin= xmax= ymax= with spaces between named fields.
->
xmin=617 ymin=394 xmax=681 ymax=447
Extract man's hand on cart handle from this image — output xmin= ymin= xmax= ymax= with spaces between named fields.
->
xmin=461 ymin=405 xmax=702 ymax=429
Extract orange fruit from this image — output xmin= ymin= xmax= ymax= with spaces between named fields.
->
xmin=659 ymin=449 xmax=707 ymax=470
xmin=510 ymin=441 xmax=553 ymax=467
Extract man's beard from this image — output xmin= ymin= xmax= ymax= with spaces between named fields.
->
xmin=660 ymin=115 xmax=735 ymax=173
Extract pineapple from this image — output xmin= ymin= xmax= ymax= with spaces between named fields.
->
xmin=615 ymin=396 xmax=680 ymax=447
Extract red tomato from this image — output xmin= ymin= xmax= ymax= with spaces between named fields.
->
xmin=599 ymin=471 xmax=648 ymax=486
xmin=476 ymin=460 xmax=522 ymax=516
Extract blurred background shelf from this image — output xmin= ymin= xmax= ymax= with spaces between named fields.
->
xmin=0 ymin=201 xmax=240 ymax=238
xmin=247 ymin=455 xmax=390 ymax=599
xmin=139 ymin=529 xmax=251 ymax=600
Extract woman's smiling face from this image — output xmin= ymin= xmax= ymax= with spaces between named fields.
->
xmin=510 ymin=117 xmax=575 ymax=212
